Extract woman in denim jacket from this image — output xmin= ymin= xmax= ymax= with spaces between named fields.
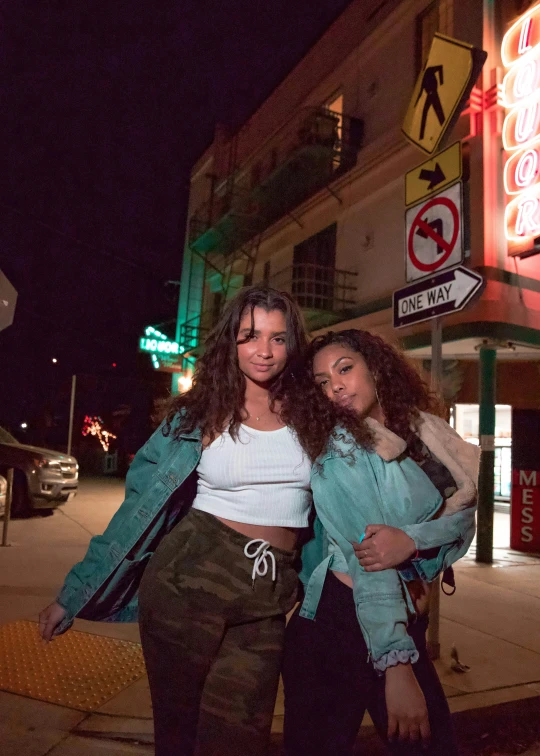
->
xmin=38 ymin=287 xmax=370 ymax=756
xmin=283 ymin=329 xmax=479 ymax=756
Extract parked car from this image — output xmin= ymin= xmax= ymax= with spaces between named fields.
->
xmin=0 ymin=427 xmax=78 ymax=517
xmin=0 ymin=474 xmax=6 ymax=517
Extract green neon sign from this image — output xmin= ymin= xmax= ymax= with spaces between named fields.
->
xmin=139 ymin=326 xmax=184 ymax=368
xmin=139 ymin=337 xmax=182 ymax=355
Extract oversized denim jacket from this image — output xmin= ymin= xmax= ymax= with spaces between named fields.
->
xmin=55 ymin=418 xmax=203 ymax=635
xmin=298 ymin=413 xmax=480 ymax=671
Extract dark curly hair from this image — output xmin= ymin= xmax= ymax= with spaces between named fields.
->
xmin=165 ymin=286 xmax=371 ymax=461
xmin=305 ymin=329 xmax=442 ymax=457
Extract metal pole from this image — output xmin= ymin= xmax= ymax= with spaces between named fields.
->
xmin=427 ymin=318 xmax=443 ymax=660
xmin=2 ymin=468 xmax=14 ymax=547
xmin=67 ymin=375 xmax=76 ymax=456
xmin=476 ymin=345 xmax=496 ymax=563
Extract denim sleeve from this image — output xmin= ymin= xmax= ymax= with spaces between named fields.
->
xmin=311 ymin=452 xmax=418 ymax=668
xmin=56 ymin=420 xmax=168 ymax=621
xmin=401 ymin=506 xmax=476 ymax=582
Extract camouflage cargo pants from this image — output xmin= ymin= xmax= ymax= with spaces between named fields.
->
xmin=138 ymin=508 xmax=299 ymax=756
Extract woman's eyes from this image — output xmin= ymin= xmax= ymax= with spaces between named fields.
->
xmin=339 ymin=364 xmax=352 ymax=374
xmin=318 ymin=379 xmax=328 ymax=387
xmin=273 ymin=337 xmax=286 ymax=345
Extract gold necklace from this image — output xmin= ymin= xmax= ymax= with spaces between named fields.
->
xmin=247 ymin=405 xmax=272 ymax=422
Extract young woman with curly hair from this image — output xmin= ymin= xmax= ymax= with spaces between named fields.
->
xmin=283 ymin=329 xmax=480 ymax=756
xmin=38 ymin=287 xmax=370 ymax=756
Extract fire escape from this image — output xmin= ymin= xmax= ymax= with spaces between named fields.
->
xmin=179 ymin=106 xmax=364 ymax=355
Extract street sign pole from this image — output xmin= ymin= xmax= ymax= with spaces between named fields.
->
xmin=1 ymin=469 xmax=14 ymax=548
xmin=67 ymin=375 xmax=77 ymax=457
xmin=427 ymin=317 xmax=443 ymax=660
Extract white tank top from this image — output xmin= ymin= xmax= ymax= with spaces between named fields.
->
xmin=192 ymin=424 xmax=312 ymax=527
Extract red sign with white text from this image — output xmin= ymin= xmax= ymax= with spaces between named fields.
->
xmin=510 ymin=469 xmax=540 ymax=553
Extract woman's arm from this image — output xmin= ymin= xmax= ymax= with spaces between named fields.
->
xmin=41 ymin=419 xmax=169 ymax=639
xmin=354 ymin=506 xmax=475 ymax=579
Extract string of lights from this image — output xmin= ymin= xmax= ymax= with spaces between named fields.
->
xmin=81 ymin=415 xmax=117 ymax=452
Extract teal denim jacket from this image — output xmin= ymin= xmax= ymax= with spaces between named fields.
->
xmin=55 ymin=418 xmax=203 ymax=635
xmin=298 ymin=434 xmax=475 ymax=670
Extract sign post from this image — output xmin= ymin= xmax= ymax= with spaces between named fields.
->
xmin=426 ymin=317 xmax=443 ymax=660
xmin=400 ymin=33 xmax=487 ymax=656
xmin=1 ymin=469 xmax=13 ymax=548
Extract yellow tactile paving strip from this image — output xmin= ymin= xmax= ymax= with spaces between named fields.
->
xmin=0 ymin=620 xmax=146 ymax=711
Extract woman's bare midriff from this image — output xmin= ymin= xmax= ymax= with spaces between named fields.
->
xmin=331 ymin=570 xmax=431 ymax=615
xmin=214 ymin=516 xmax=302 ymax=551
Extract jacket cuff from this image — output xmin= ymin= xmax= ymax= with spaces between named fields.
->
xmin=373 ymin=647 xmax=420 ymax=674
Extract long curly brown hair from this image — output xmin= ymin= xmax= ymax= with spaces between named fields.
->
xmin=165 ymin=287 xmax=371 ymax=461
xmin=305 ymin=329 xmax=442 ymax=456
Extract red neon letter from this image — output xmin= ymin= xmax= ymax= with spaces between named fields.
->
xmin=514 ymin=60 xmax=537 ymax=100
xmin=516 ymin=149 xmax=539 ymax=188
xmin=516 ymin=102 xmax=539 ymax=142
xmin=519 ymin=17 xmax=533 ymax=55
xmin=516 ymin=195 xmax=540 ymax=235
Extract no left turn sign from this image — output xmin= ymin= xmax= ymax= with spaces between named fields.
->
xmin=405 ymin=182 xmax=463 ymax=282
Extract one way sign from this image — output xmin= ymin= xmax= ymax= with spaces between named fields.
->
xmin=393 ymin=266 xmax=483 ymax=329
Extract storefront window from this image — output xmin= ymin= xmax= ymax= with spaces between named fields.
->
xmin=453 ymin=404 xmax=512 ymax=499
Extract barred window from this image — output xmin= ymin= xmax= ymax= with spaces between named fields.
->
xmin=415 ymin=0 xmax=454 ymax=74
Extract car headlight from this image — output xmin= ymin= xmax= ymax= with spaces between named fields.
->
xmin=33 ymin=458 xmax=61 ymax=469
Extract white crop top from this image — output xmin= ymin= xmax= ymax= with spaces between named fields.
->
xmin=192 ymin=424 xmax=312 ymax=527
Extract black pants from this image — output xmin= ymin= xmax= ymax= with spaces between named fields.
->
xmin=282 ymin=572 xmax=458 ymax=756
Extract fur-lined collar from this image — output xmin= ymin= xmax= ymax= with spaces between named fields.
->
xmin=365 ymin=412 xmax=480 ymax=516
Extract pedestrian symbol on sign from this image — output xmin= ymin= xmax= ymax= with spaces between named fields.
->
xmin=416 ymin=66 xmax=445 ymax=140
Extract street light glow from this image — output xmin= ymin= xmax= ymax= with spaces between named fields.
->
xmin=52 ymin=358 xmax=58 ymax=363
xmin=20 ymin=422 xmax=28 ymax=429
xmin=178 ymin=374 xmax=193 ymax=393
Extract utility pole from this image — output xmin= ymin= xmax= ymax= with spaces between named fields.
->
xmin=67 ymin=375 xmax=77 ymax=456
xmin=427 ymin=317 xmax=443 ymax=660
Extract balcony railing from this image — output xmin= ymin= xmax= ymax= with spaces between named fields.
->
xmin=188 ymin=108 xmax=364 ymax=256
xmin=178 ymin=262 xmax=357 ymax=353
xmin=269 ymin=263 xmax=357 ymax=314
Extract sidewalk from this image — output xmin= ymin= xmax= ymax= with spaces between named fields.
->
xmin=1 ymin=479 xmax=540 ymax=755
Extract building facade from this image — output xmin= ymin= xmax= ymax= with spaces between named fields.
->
xmin=175 ymin=0 xmax=540 ymax=548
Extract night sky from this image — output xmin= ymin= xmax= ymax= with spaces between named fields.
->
xmin=0 ymin=0 xmax=352 ymax=443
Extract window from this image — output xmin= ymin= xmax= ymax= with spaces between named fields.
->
xmin=326 ymin=93 xmax=344 ymax=170
xmin=293 ymin=224 xmax=337 ymax=310
xmin=453 ymin=404 xmax=512 ymax=499
xmin=415 ymin=0 xmax=454 ymax=73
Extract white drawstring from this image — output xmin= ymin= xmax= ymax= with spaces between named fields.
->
xmin=244 ymin=539 xmax=277 ymax=588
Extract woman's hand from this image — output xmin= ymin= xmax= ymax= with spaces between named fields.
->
xmin=39 ymin=602 xmax=66 ymax=642
xmin=385 ymin=662 xmax=430 ymax=744
xmin=353 ymin=524 xmax=416 ymax=571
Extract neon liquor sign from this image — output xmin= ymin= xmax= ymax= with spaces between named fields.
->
xmin=502 ymin=3 xmax=540 ymax=255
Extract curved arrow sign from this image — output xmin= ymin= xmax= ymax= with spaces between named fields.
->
xmin=393 ymin=266 xmax=484 ymax=329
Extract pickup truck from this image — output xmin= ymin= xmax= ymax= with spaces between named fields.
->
xmin=0 ymin=427 xmax=78 ymax=516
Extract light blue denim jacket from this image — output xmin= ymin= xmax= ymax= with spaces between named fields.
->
xmin=55 ymin=417 xmax=203 ymax=635
xmin=298 ymin=415 xmax=479 ymax=671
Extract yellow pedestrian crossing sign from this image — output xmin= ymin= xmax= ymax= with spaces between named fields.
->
xmin=402 ymin=33 xmax=487 ymax=154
